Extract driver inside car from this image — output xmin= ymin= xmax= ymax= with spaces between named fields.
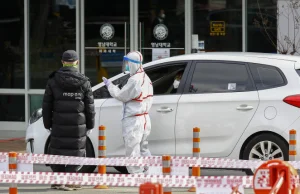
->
xmin=166 ymin=70 xmax=184 ymax=94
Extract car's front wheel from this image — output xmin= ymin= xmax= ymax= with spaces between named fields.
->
xmin=242 ymin=133 xmax=288 ymax=175
xmin=47 ymin=138 xmax=96 ymax=173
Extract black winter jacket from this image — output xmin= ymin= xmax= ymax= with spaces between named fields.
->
xmin=42 ymin=67 xmax=95 ymax=157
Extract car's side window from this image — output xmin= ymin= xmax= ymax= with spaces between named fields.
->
xmin=145 ymin=63 xmax=187 ymax=95
xmin=93 ymin=74 xmax=130 ymax=99
xmin=189 ymin=62 xmax=254 ymax=94
xmin=93 ymin=63 xmax=188 ymax=98
xmin=249 ymin=63 xmax=287 ymax=90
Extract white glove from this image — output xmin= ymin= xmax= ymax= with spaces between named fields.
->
xmin=87 ymin=129 xmax=92 ymax=135
xmin=102 ymin=77 xmax=111 ymax=87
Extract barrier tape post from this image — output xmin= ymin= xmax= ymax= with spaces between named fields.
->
xmin=268 ymin=161 xmax=291 ymax=194
xmin=289 ymin=129 xmax=299 ymax=175
xmin=9 ymin=152 xmax=17 ymax=194
xmin=289 ymin=129 xmax=296 ymax=161
xmin=188 ymin=127 xmax=201 ymax=192
xmin=253 ymin=159 xmax=299 ymax=194
xmin=162 ymin=155 xmax=171 ymax=194
xmin=94 ymin=125 xmax=108 ymax=189
xmin=139 ymin=182 xmax=163 ymax=194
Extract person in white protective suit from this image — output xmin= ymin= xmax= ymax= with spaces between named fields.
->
xmin=102 ymin=51 xmax=153 ymax=174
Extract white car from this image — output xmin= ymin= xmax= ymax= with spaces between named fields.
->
xmin=26 ymin=52 xmax=300 ymax=175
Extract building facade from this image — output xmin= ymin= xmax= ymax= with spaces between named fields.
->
xmin=0 ymin=0 xmax=278 ymax=132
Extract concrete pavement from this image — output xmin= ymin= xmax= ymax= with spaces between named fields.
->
xmin=0 ymin=138 xmax=26 ymax=152
xmin=0 ymin=130 xmax=25 ymax=140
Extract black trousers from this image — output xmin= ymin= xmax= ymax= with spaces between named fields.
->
xmin=51 ymin=164 xmax=80 ymax=173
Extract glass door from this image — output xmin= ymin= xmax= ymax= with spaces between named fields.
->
xmin=138 ymin=0 xmax=185 ymax=63
xmin=84 ymin=0 xmax=130 ymax=86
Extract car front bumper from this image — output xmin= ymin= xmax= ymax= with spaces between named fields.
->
xmin=26 ymin=139 xmax=34 ymax=153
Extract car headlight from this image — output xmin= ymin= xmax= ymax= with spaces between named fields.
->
xmin=29 ymin=108 xmax=42 ymax=124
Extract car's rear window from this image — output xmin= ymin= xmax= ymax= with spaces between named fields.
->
xmin=249 ymin=63 xmax=287 ymax=90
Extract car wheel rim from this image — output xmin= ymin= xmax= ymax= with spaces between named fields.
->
xmin=248 ymin=141 xmax=284 ymax=172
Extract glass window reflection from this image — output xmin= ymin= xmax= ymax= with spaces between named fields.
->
xmin=0 ymin=95 xmax=25 ymax=121
xmin=29 ymin=0 xmax=77 ymax=89
xmin=0 ymin=0 xmax=24 ymax=89
xmin=139 ymin=0 xmax=185 ymax=63
xmin=193 ymin=0 xmax=242 ymax=52
xmin=247 ymin=0 xmax=277 ymax=53
xmin=85 ymin=0 xmax=130 ymax=87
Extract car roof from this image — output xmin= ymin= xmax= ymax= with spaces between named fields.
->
xmin=143 ymin=52 xmax=300 ymax=69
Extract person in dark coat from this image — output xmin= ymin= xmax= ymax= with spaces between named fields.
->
xmin=42 ymin=50 xmax=95 ymax=191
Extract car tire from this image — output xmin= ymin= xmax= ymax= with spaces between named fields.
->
xmin=48 ymin=138 xmax=96 ymax=173
xmin=114 ymin=166 xmax=129 ymax=174
xmin=242 ymin=133 xmax=288 ymax=175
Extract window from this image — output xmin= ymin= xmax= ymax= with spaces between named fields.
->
xmin=247 ymin=0 xmax=277 ymax=53
xmin=93 ymin=63 xmax=187 ymax=98
xmin=30 ymin=95 xmax=43 ymax=115
xmin=138 ymin=0 xmax=185 ymax=63
xmin=193 ymin=0 xmax=242 ymax=52
xmin=85 ymin=0 xmax=130 ymax=86
xmin=29 ymin=0 xmax=76 ymax=89
xmin=0 ymin=95 xmax=25 ymax=121
xmin=0 ymin=0 xmax=24 ymax=88
xmin=249 ymin=63 xmax=286 ymax=90
xmin=146 ymin=64 xmax=186 ymax=95
xmin=189 ymin=62 xmax=254 ymax=94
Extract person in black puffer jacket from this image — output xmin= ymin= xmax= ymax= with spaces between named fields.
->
xmin=42 ymin=50 xmax=95 ymax=191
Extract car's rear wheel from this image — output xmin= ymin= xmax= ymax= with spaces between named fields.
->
xmin=114 ymin=166 xmax=128 ymax=174
xmin=47 ymin=138 xmax=96 ymax=173
xmin=242 ymin=133 xmax=288 ymax=175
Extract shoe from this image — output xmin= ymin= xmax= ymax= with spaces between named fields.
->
xmin=64 ymin=184 xmax=82 ymax=191
xmin=143 ymin=167 xmax=150 ymax=175
xmin=64 ymin=185 xmax=75 ymax=191
xmin=74 ymin=185 xmax=82 ymax=190
xmin=144 ymin=170 xmax=150 ymax=175
xmin=144 ymin=166 xmax=149 ymax=172
xmin=51 ymin=184 xmax=64 ymax=190
xmin=50 ymin=184 xmax=58 ymax=189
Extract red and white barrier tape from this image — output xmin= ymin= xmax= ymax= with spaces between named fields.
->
xmin=0 ymin=152 xmax=263 ymax=169
xmin=0 ymin=171 xmax=256 ymax=188
xmin=1 ymin=152 xmax=300 ymax=170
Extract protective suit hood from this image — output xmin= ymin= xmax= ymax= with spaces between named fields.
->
xmin=128 ymin=60 xmax=142 ymax=75
xmin=124 ymin=51 xmax=144 ymax=75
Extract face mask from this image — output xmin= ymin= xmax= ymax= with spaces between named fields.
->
xmin=161 ymin=14 xmax=165 ymax=18
xmin=125 ymin=65 xmax=130 ymax=71
xmin=173 ymin=79 xmax=180 ymax=89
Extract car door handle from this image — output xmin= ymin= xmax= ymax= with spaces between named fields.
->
xmin=157 ymin=107 xmax=173 ymax=112
xmin=236 ymin=105 xmax=253 ymax=111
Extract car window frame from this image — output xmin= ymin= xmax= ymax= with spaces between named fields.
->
xmin=247 ymin=62 xmax=288 ymax=90
xmin=183 ymin=60 xmax=256 ymax=94
xmin=144 ymin=60 xmax=193 ymax=96
xmin=92 ymin=60 xmax=193 ymax=99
